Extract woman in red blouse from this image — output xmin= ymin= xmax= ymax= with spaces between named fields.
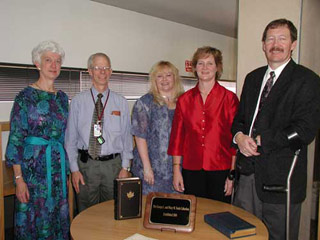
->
xmin=168 ymin=46 xmax=239 ymax=202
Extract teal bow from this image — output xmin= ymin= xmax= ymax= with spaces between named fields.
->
xmin=25 ymin=136 xmax=67 ymax=199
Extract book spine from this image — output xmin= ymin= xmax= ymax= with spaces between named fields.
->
xmin=204 ymin=215 xmax=231 ymax=238
xmin=114 ymin=180 xmax=119 ymax=220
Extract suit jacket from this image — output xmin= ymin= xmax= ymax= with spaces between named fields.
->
xmin=232 ymin=59 xmax=320 ymax=204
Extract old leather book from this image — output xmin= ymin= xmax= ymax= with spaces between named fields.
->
xmin=114 ymin=177 xmax=142 ymax=220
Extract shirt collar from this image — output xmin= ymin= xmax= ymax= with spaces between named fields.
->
xmin=91 ymin=86 xmax=108 ymax=98
xmin=193 ymin=81 xmax=220 ymax=96
xmin=266 ymin=58 xmax=291 ymax=82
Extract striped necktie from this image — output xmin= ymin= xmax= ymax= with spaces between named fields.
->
xmin=88 ymin=93 xmax=104 ymax=159
xmin=251 ymin=71 xmax=275 ymax=138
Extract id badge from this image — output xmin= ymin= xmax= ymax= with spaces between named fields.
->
xmin=94 ymin=123 xmax=102 ymax=137
xmin=97 ymin=136 xmax=105 ymax=145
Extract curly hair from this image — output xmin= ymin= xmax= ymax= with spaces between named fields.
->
xmin=32 ymin=40 xmax=65 ymax=65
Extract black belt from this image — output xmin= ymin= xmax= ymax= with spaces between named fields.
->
xmin=89 ymin=153 xmax=120 ymax=161
xmin=78 ymin=149 xmax=120 ymax=163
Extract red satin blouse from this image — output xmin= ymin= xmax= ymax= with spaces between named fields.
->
xmin=168 ymin=82 xmax=239 ymax=171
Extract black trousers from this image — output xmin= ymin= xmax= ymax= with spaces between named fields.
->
xmin=182 ymin=168 xmax=231 ymax=203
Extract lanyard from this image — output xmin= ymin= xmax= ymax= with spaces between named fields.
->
xmin=90 ymin=88 xmax=110 ymax=121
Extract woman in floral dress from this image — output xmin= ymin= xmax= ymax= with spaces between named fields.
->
xmin=131 ymin=61 xmax=184 ymax=194
xmin=6 ymin=41 xmax=70 ymax=239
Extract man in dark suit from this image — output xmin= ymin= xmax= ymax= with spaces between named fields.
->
xmin=232 ymin=19 xmax=320 ymax=240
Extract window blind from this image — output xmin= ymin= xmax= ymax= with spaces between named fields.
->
xmin=0 ymin=64 xmax=80 ymax=101
xmin=0 ymin=63 xmax=235 ymax=101
xmin=80 ymin=71 xmax=197 ymax=100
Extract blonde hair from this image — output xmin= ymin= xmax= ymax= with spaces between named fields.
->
xmin=149 ymin=61 xmax=184 ymax=106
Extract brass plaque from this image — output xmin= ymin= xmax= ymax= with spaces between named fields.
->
xmin=150 ymin=197 xmax=191 ymax=225
xmin=144 ymin=192 xmax=196 ymax=233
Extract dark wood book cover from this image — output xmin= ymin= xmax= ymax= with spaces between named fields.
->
xmin=143 ymin=192 xmax=197 ymax=233
xmin=204 ymin=211 xmax=256 ymax=239
xmin=114 ymin=177 xmax=142 ymax=220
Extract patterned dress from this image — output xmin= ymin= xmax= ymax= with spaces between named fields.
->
xmin=6 ymin=86 xmax=70 ymax=240
xmin=131 ymin=93 xmax=176 ymax=194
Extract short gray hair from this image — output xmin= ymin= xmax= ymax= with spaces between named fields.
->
xmin=87 ymin=53 xmax=111 ymax=69
xmin=32 ymin=40 xmax=65 ymax=65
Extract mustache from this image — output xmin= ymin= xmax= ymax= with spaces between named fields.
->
xmin=270 ymin=47 xmax=284 ymax=52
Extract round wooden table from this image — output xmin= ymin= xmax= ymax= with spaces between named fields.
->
xmin=71 ymin=197 xmax=268 ymax=240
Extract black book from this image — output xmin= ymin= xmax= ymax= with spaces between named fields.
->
xmin=204 ymin=211 xmax=256 ymax=239
xmin=114 ymin=177 xmax=142 ymax=220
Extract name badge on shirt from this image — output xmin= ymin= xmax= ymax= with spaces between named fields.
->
xmin=97 ymin=136 xmax=105 ymax=145
xmin=94 ymin=122 xmax=102 ymax=137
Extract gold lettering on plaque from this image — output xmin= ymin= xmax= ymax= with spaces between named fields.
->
xmin=153 ymin=204 xmax=190 ymax=211
xmin=163 ymin=213 xmax=178 ymax=217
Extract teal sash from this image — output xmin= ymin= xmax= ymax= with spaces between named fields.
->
xmin=25 ymin=136 xmax=67 ymax=199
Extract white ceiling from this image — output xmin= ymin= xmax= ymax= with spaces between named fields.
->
xmin=91 ymin=0 xmax=238 ymax=38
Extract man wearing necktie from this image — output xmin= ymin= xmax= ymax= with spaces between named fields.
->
xmin=232 ymin=19 xmax=320 ymax=239
xmin=65 ymin=53 xmax=133 ymax=212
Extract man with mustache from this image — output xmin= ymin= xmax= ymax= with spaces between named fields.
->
xmin=232 ymin=19 xmax=320 ymax=239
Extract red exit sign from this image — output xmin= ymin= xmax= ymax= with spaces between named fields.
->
xmin=185 ymin=60 xmax=192 ymax=72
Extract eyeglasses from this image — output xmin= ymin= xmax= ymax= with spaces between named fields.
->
xmin=92 ymin=66 xmax=111 ymax=71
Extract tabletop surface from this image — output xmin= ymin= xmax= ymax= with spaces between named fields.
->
xmin=71 ymin=196 xmax=268 ymax=240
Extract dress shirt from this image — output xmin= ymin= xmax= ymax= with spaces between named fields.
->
xmin=65 ymin=87 xmax=133 ymax=172
xmin=249 ymin=59 xmax=291 ymax=136
xmin=168 ymin=82 xmax=239 ymax=171
xmin=233 ymin=59 xmax=291 ymax=143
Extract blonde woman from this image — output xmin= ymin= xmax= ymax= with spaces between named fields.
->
xmin=131 ymin=61 xmax=184 ymax=194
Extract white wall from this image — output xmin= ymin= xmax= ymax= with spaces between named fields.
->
xmin=0 ymin=0 xmax=236 ymax=79
xmin=237 ymin=0 xmax=301 ymax=95
xmin=0 ymin=0 xmax=237 ymax=122
xmin=0 ymin=102 xmax=13 ymax=122
xmin=300 ymin=0 xmax=320 ymax=75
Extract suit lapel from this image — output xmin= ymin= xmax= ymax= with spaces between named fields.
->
xmin=262 ymin=59 xmax=296 ymax=110
xmin=247 ymin=67 xmax=266 ymax=122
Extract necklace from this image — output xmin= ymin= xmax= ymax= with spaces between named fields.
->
xmin=162 ymin=95 xmax=174 ymax=102
xmin=34 ymin=82 xmax=56 ymax=94
xmin=162 ymin=95 xmax=176 ymax=109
